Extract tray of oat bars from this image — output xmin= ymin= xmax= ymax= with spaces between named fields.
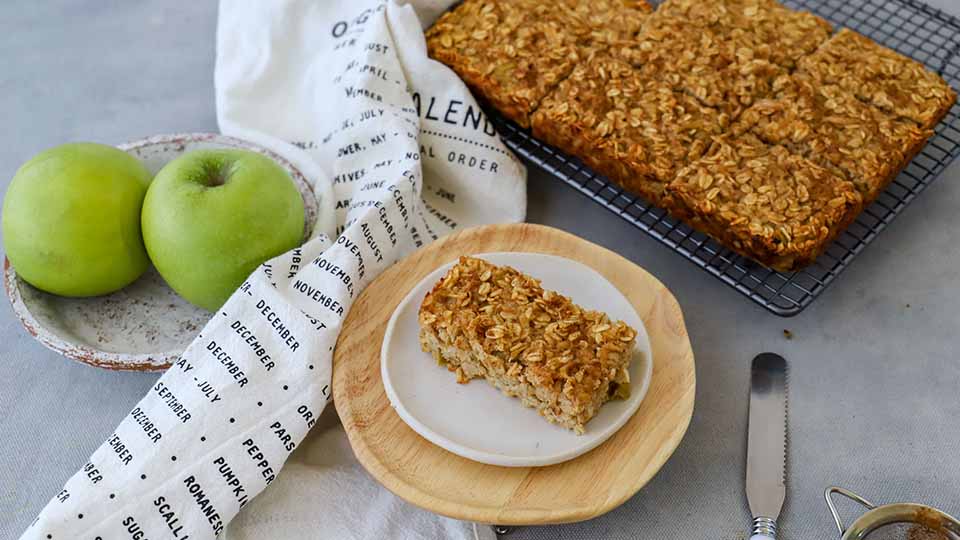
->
xmin=426 ymin=0 xmax=960 ymax=316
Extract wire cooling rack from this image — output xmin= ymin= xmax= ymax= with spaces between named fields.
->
xmin=491 ymin=0 xmax=960 ymax=317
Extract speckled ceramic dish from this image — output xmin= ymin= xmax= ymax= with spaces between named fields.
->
xmin=3 ymin=133 xmax=318 ymax=371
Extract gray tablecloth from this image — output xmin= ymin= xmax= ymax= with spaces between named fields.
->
xmin=2 ymin=2 xmax=959 ymax=539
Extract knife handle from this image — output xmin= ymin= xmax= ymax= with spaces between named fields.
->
xmin=750 ymin=516 xmax=777 ymax=540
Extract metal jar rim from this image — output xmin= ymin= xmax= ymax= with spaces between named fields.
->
xmin=827 ymin=487 xmax=960 ymax=539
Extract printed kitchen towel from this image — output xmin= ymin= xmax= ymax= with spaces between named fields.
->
xmin=19 ymin=1 xmax=525 ymax=539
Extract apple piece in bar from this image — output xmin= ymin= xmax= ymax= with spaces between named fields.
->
xmin=2 ymin=142 xmax=152 ymax=297
xmin=141 ymin=149 xmax=305 ymax=312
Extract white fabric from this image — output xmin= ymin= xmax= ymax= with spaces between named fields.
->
xmin=19 ymin=1 xmax=524 ymax=539
xmin=221 ymin=408 xmax=497 ymax=540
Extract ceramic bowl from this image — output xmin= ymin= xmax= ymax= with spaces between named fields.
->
xmin=3 ymin=133 xmax=317 ymax=371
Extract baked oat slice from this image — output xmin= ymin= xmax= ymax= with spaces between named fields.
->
xmin=425 ymin=0 xmax=652 ymax=127
xmin=425 ymin=0 xmax=581 ymax=127
xmin=734 ymin=74 xmax=933 ymax=204
xmin=594 ymin=82 xmax=727 ymax=203
xmin=798 ymin=28 xmax=957 ymax=129
xmin=665 ymin=134 xmax=862 ymax=271
xmin=623 ymin=12 xmax=779 ymax=115
xmin=532 ymin=54 xmax=726 ymax=204
xmin=561 ymin=0 xmax=652 ymax=54
xmin=621 ymin=0 xmax=831 ymax=115
xmin=530 ymin=56 xmax=634 ymax=170
xmin=418 ymin=256 xmax=637 ymax=435
xmin=650 ymin=0 xmax=833 ymax=70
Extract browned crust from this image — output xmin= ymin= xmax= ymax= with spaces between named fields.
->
xmin=618 ymin=0 xmax=832 ymax=115
xmin=665 ymin=135 xmax=862 ymax=271
xmin=425 ymin=0 xmax=583 ymax=127
xmin=426 ymin=47 xmax=543 ymax=127
xmin=566 ymin=0 xmax=653 ymax=52
xmin=733 ymin=73 xmax=934 ymax=206
xmin=532 ymin=54 xmax=725 ymax=205
xmin=425 ymin=0 xmax=653 ymax=127
xmin=530 ymin=57 xmax=662 ymax=200
xmin=925 ymin=90 xmax=958 ymax=132
xmin=799 ymin=28 xmax=957 ymax=129
xmin=647 ymin=0 xmax=833 ymax=69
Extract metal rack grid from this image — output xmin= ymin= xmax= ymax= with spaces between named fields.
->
xmin=491 ymin=0 xmax=960 ymax=317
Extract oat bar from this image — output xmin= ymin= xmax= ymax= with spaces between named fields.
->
xmin=799 ymin=28 xmax=957 ymax=129
xmin=651 ymin=0 xmax=832 ymax=70
xmin=425 ymin=0 xmax=580 ymax=127
xmin=425 ymin=0 xmax=652 ymax=127
xmin=564 ymin=0 xmax=652 ymax=53
xmin=735 ymin=74 xmax=933 ymax=204
xmin=622 ymin=0 xmax=831 ymax=115
xmin=624 ymin=13 xmax=779 ymax=115
xmin=665 ymin=135 xmax=862 ymax=271
xmin=427 ymin=0 xmax=954 ymax=272
xmin=418 ymin=256 xmax=637 ymax=434
xmin=532 ymin=55 xmax=725 ymax=204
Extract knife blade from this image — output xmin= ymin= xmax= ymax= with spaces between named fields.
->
xmin=746 ymin=353 xmax=788 ymax=540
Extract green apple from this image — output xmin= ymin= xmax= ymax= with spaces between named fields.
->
xmin=2 ymin=142 xmax=152 ymax=297
xmin=141 ymin=149 xmax=304 ymax=311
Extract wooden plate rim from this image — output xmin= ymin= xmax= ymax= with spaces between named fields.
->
xmin=333 ymin=223 xmax=696 ymax=525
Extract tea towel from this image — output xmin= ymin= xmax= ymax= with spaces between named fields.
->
xmin=20 ymin=1 xmax=524 ymax=539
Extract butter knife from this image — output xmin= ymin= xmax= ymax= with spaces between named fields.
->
xmin=746 ymin=353 xmax=788 ymax=540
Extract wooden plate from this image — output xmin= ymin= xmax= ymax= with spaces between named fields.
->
xmin=333 ymin=223 xmax=696 ymax=525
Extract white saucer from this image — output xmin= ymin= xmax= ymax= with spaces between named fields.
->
xmin=380 ymin=252 xmax=653 ymax=467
